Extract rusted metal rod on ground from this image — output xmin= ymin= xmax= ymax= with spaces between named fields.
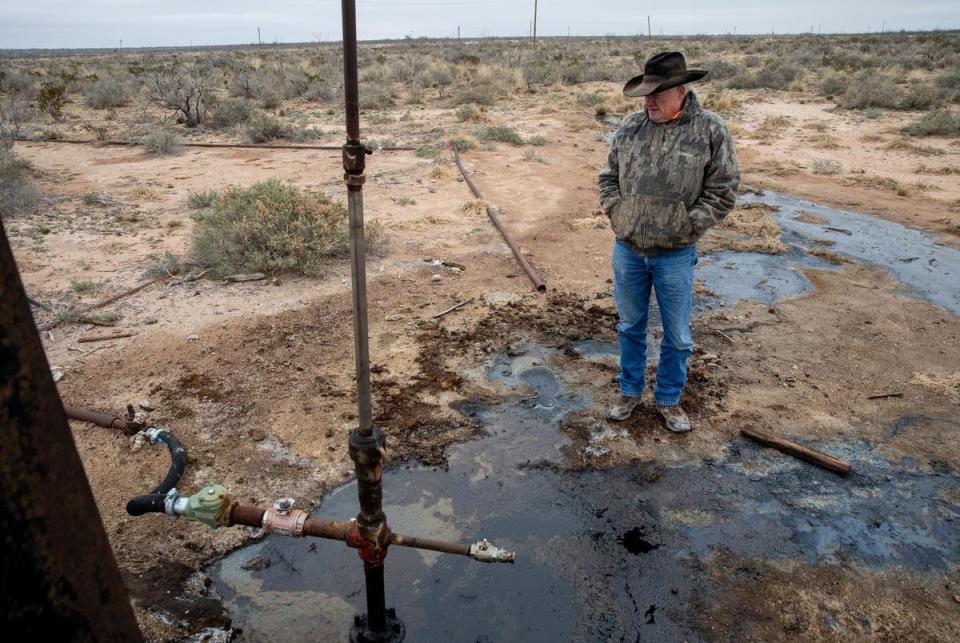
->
xmin=450 ymin=143 xmax=547 ymax=292
xmin=63 ymin=403 xmax=140 ymax=434
xmin=740 ymin=427 xmax=852 ymax=475
xmin=20 ymin=137 xmax=415 ymax=152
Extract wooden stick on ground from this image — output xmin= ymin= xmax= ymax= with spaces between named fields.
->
xmin=77 ymin=332 xmax=136 ymax=343
xmin=37 ymin=275 xmax=168 ymax=332
xmin=432 ymin=298 xmax=474 ymax=319
xmin=740 ymin=427 xmax=852 ymax=476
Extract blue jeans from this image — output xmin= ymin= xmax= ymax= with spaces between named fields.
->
xmin=612 ymin=240 xmax=696 ymax=405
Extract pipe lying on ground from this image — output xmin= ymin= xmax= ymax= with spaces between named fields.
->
xmin=450 ymin=143 xmax=547 ymax=292
xmin=64 ymin=403 xmax=141 ymax=435
xmin=19 ymin=137 xmax=415 ymax=152
xmin=740 ymin=427 xmax=852 ymax=475
xmin=125 ymin=428 xmax=188 ymax=516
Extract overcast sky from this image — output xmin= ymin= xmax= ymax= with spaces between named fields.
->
xmin=2 ymin=1 xmax=958 ymax=50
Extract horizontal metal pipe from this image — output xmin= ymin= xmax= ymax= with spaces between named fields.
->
xmin=388 ymin=532 xmax=470 ymax=556
xmin=228 ymin=503 xmax=473 ymax=556
xmin=451 ymin=143 xmax=546 ymax=292
xmin=19 ymin=138 xmax=414 ymax=152
xmin=63 ymin=404 xmax=136 ymax=434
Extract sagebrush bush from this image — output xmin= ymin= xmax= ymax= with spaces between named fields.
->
xmin=456 ymin=103 xmax=486 ymax=122
xmin=818 ymin=73 xmax=846 ymax=97
xmin=142 ymin=129 xmax=183 ymax=155
xmin=839 ymin=72 xmax=900 ymax=109
xmin=246 ymin=111 xmax=290 ymax=143
xmin=84 ymin=79 xmax=132 ymax=109
xmin=478 ymin=125 xmax=524 ymax=145
xmin=902 ymin=110 xmax=960 ymax=137
xmin=211 ymin=98 xmax=254 ymax=128
xmin=188 ymin=190 xmax=219 ymax=209
xmin=191 ymin=179 xmax=386 ymax=278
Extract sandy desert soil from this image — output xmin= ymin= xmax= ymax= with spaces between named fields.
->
xmin=4 ymin=38 xmax=960 ymax=641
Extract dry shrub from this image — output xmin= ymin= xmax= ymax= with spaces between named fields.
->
xmin=842 ymin=174 xmax=910 ymax=196
xmin=902 ymin=110 xmax=960 ymax=137
xmin=913 ymin=164 xmax=957 ymax=175
xmin=459 ymin=199 xmax=488 ymax=217
xmin=700 ymin=203 xmax=787 ymax=254
xmin=0 ymin=148 xmax=41 ymax=218
xmin=811 ymin=158 xmax=842 ymax=175
xmin=883 ymin=138 xmax=944 ymax=156
xmin=192 ymin=179 xmax=386 ymax=278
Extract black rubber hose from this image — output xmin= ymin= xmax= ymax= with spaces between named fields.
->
xmin=126 ymin=430 xmax=187 ymax=516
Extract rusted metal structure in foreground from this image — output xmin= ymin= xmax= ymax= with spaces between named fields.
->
xmin=0 ymin=221 xmax=143 ymax=640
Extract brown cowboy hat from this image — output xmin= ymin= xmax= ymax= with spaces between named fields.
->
xmin=623 ymin=51 xmax=707 ymax=97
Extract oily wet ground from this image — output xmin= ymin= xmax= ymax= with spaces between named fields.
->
xmin=211 ymin=347 xmax=959 ymax=642
xmin=208 ymin=194 xmax=960 ymax=641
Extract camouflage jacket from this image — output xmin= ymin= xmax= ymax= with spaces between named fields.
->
xmin=597 ymin=91 xmax=739 ymax=253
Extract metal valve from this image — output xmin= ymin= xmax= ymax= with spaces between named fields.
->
xmin=468 ymin=538 xmax=515 ymax=563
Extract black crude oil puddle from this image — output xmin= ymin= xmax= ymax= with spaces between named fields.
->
xmin=210 ymin=349 xmax=960 ymax=642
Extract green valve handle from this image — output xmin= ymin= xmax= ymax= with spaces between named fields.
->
xmin=182 ymin=484 xmax=232 ymax=529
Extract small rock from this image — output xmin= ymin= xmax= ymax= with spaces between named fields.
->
xmin=482 ymin=291 xmax=521 ymax=306
xmin=431 ymin=274 xmax=443 ymax=282
xmin=130 ymin=432 xmax=147 ymax=453
xmin=50 ymin=366 xmax=64 ymax=382
xmin=272 ymin=277 xmax=282 ymax=286
xmin=143 ymin=318 xmax=159 ymax=325
xmin=701 ymin=353 xmax=720 ymax=362
xmin=138 ymin=399 xmax=155 ymax=412
xmin=954 ymin=595 xmax=960 ymax=604
xmin=250 ymin=429 xmax=267 ymax=442
xmin=241 ymin=556 xmax=271 ymax=571
xmin=384 ymin=314 xmax=405 ymax=322
xmin=187 ymin=334 xmax=200 ymax=342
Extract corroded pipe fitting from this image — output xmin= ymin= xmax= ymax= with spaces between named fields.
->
xmin=262 ymin=497 xmax=308 ymax=537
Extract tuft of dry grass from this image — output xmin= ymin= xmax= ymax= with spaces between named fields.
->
xmin=911 ymin=372 xmax=960 ymax=403
xmin=842 ymin=174 xmax=911 ymax=196
xmin=459 ymin=199 xmax=488 ymax=217
xmin=882 ymin=138 xmax=945 ymax=156
xmin=700 ymin=203 xmax=787 ymax=254
xmin=913 ymin=165 xmax=958 ymax=175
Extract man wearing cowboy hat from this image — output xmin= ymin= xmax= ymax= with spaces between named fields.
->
xmin=598 ymin=51 xmax=739 ymax=432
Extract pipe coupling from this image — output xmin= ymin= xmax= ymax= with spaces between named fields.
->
xmin=262 ymin=497 xmax=308 ymax=537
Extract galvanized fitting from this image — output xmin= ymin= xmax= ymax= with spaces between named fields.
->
xmin=144 ymin=426 xmax=170 ymax=443
xmin=468 ymin=538 xmax=516 ymax=563
xmin=262 ymin=498 xmax=308 ymax=537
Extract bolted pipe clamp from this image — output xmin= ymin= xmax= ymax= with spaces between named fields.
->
xmin=468 ymin=538 xmax=516 ymax=563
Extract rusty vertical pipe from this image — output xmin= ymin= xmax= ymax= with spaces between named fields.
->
xmin=341 ymin=0 xmax=372 ymax=437
xmin=0 ymin=220 xmax=142 ymax=639
xmin=340 ymin=2 xmax=401 ymax=641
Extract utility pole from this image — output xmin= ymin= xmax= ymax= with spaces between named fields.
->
xmin=458 ymin=25 xmax=461 ymax=42
xmin=648 ymin=15 xmax=651 ymax=37
xmin=533 ymin=0 xmax=538 ymax=48
xmin=257 ymin=26 xmax=262 ymax=48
